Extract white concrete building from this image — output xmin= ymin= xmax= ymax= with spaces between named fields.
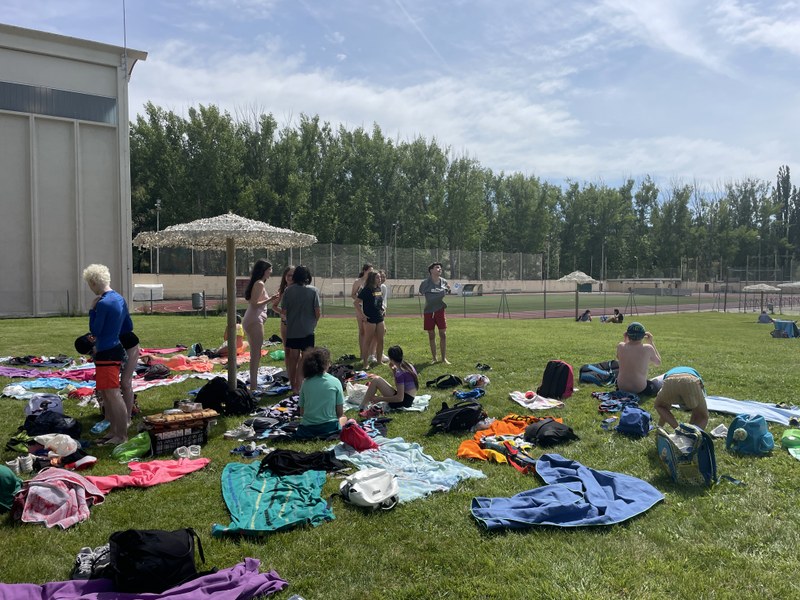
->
xmin=0 ymin=23 xmax=146 ymax=317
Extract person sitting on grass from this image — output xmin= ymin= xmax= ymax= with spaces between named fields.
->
xmin=616 ymin=322 xmax=661 ymax=397
xmin=577 ymin=309 xmax=592 ymax=322
xmin=215 ymin=314 xmax=249 ymax=358
xmin=654 ymin=366 xmax=709 ymax=430
xmin=607 ymin=308 xmax=624 ymax=323
xmin=359 ymin=345 xmax=419 ymax=417
xmin=757 ymin=310 xmax=773 ymax=324
xmin=294 ymin=347 xmax=347 ymax=440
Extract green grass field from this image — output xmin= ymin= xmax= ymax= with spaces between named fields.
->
xmin=1 ymin=313 xmax=799 ymax=599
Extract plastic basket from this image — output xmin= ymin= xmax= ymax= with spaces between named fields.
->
xmin=149 ymin=423 xmax=210 ymax=455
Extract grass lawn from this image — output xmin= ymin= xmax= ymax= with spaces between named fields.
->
xmin=1 ymin=312 xmax=799 ymax=599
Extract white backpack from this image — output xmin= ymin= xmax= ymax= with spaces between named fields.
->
xmin=339 ymin=468 xmax=400 ymax=510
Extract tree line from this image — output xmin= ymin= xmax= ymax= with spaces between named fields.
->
xmin=130 ymin=102 xmax=799 ymax=280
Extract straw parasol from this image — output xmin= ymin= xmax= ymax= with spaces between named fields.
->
xmin=742 ymin=283 xmax=781 ymax=312
xmin=133 ymin=212 xmax=317 ymax=390
xmin=558 ymin=270 xmax=599 ymax=320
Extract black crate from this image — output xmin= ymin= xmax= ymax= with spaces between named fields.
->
xmin=149 ymin=423 xmax=209 ymax=455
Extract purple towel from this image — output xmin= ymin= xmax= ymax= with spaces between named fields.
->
xmin=0 ymin=558 xmax=287 ymax=599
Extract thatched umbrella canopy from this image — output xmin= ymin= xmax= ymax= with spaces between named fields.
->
xmin=558 ymin=271 xmax=599 ymax=320
xmin=133 ymin=213 xmax=317 ymax=390
xmin=742 ymin=283 xmax=781 ymax=312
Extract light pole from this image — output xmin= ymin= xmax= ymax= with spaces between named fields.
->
xmin=155 ymin=198 xmax=162 ymax=274
xmin=757 ymin=235 xmax=761 ymax=283
xmin=392 ymin=221 xmax=400 ymax=278
xmin=634 ymin=255 xmax=638 ymax=279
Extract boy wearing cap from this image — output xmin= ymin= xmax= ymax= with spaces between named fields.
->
xmin=419 ymin=262 xmax=450 ymax=364
xmin=616 ymin=322 xmax=661 ymax=397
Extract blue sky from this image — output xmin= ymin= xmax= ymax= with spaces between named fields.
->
xmin=5 ymin=0 xmax=800 ymax=188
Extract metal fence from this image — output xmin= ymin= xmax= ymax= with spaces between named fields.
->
xmin=142 ymin=244 xmax=544 ymax=281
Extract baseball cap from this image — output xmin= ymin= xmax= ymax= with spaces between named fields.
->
xmin=74 ymin=333 xmax=94 ymax=355
xmin=626 ymin=322 xmax=645 ymax=341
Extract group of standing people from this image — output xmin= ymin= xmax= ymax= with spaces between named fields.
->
xmin=243 ymin=260 xmax=320 ymax=395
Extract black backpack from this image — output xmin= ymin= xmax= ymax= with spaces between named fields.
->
xmin=328 ymin=363 xmax=356 ymax=390
xmin=425 ymin=374 xmax=463 ymax=389
xmin=196 ymin=376 xmax=256 ymax=415
xmin=225 ymin=382 xmax=258 ymax=415
xmin=523 ymin=418 xmax=580 ymax=447
xmin=428 ymin=400 xmax=486 ymax=434
xmin=106 ymin=528 xmax=209 ymax=593
xmin=22 ymin=410 xmax=82 ymax=439
xmin=536 ymin=360 xmax=574 ymax=399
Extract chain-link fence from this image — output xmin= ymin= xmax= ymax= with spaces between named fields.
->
xmin=140 ymin=244 xmax=544 ymax=280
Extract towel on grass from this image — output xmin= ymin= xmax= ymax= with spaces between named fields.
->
xmin=471 ymin=453 xmax=664 ymax=530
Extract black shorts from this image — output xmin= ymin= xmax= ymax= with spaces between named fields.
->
xmin=619 ymin=380 xmax=659 ymax=398
xmin=285 ymin=334 xmax=315 ymax=351
xmin=388 ymin=393 xmax=415 ymax=409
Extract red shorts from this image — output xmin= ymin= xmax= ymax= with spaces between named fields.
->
xmin=94 ymin=345 xmax=124 ymax=390
xmin=95 ymin=360 xmax=122 ymax=390
xmin=423 ymin=308 xmax=446 ymax=331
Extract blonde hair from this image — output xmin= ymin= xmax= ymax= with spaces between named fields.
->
xmin=82 ymin=264 xmax=111 ymax=288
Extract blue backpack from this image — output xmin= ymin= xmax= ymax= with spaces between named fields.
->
xmin=725 ymin=414 xmax=775 ymax=455
xmin=579 ymin=360 xmax=619 ymax=386
xmin=657 ymin=424 xmax=717 ymax=486
xmin=615 ymin=406 xmax=652 ymax=437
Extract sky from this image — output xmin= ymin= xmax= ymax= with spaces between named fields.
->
xmin=4 ymin=0 xmax=800 ymax=189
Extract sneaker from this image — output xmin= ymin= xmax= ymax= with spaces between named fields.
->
xmin=381 ymin=354 xmax=390 ymax=363
xmin=71 ymin=547 xmax=96 ymax=580
xmin=187 ymin=445 xmax=201 ymax=459
xmin=174 ymin=446 xmax=191 ymax=459
xmin=5 ymin=458 xmax=20 ymax=475
xmin=368 ymin=354 xmax=377 ymax=365
xmin=18 ymin=454 xmax=34 ymax=474
xmin=230 ymin=441 xmax=256 ymax=455
xmin=223 ymin=424 xmax=256 ymax=440
xmin=90 ymin=420 xmax=110 ymax=435
xmin=92 ymin=544 xmax=111 ymax=576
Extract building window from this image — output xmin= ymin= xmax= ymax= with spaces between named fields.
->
xmin=0 ymin=81 xmax=117 ymax=124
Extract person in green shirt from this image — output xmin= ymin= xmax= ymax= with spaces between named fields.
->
xmin=295 ymin=347 xmax=346 ymax=440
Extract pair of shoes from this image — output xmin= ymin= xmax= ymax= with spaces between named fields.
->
xmin=70 ymin=544 xmax=110 ymax=580
xmin=359 ymin=403 xmax=387 ymax=419
xmin=223 ymin=424 xmax=256 ymax=440
xmin=13 ymin=454 xmax=34 ymax=474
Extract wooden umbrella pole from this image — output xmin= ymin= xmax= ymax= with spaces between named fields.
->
xmin=227 ymin=237 xmax=237 ymax=390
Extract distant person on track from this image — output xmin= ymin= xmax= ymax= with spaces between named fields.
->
xmin=616 ymin=322 xmax=662 ymax=397
xmin=419 ymin=262 xmax=450 ymax=364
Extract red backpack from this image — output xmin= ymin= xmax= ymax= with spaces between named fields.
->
xmin=536 ymin=360 xmax=574 ymax=399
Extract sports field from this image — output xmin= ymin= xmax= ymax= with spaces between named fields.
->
xmin=1 ymin=312 xmax=798 ymax=598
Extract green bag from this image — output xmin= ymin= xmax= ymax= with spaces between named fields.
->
xmin=269 ymin=350 xmax=285 ymax=360
xmin=111 ymin=432 xmax=152 ymax=463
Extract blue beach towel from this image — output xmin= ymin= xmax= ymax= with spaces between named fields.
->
xmin=471 ymin=453 xmax=664 ymax=530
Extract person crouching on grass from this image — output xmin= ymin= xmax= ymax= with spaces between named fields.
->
xmin=294 ymin=347 xmax=347 ymax=440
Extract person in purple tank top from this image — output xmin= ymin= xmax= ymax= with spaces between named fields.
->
xmin=358 ymin=346 xmax=418 ymax=416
